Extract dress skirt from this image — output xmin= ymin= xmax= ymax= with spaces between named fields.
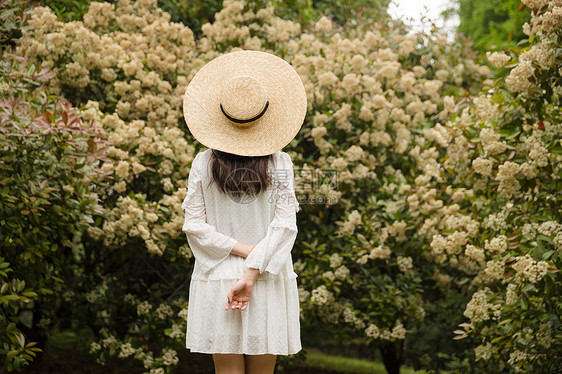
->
xmin=186 ymin=275 xmax=302 ymax=355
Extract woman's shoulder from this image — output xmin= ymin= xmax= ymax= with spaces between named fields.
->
xmin=193 ymin=149 xmax=212 ymax=167
xmin=196 ymin=149 xmax=212 ymax=160
xmin=277 ymin=151 xmax=294 ymax=166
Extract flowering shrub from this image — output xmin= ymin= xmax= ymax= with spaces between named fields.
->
xmin=0 ymin=0 xmax=32 ymax=50
xmin=0 ymin=50 xmax=108 ymax=371
xmin=444 ymin=1 xmax=562 ymax=372
xmin=285 ymin=9 xmax=494 ymax=372
xmin=9 ymin=0 xmax=561 ymax=373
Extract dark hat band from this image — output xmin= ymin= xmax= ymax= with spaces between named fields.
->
xmin=220 ymin=101 xmax=269 ymax=124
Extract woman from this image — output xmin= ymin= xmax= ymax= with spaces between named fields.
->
xmin=181 ymin=50 xmax=307 ymax=374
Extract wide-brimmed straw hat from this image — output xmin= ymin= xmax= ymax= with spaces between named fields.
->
xmin=183 ymin=50 xmax=307 ymax=157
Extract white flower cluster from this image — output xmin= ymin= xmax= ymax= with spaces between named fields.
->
xmin=505 ymin=283 xmax=518 ymax=306
xmin=506 ymin=2 xmax=562 ymax=96
xmin=481 ymin=259 xmax=505 ymax=284
xmin=178 ymin=244 xmax=193 ymax=259
xmin=474 ymin=342 xmax=494 ymax=361
xmin=337 ymin=209 xmax=362 ymax=235
xmin=480 ymin=128 xmax=507 ymax=155
xmin=162 ymin=349 xmax=178 ymax=366
xmin=510 ymin=254 xmax=550 ymax=284
xmin=118 ymin=342 xmax=136 ymax=358
xmin=483 ymin=235 xmax=508 ymax=254
xmin=102 ymin=335 xmax=118 ymax=348
xmin=90 ymin=341 xmax=101 ymax=352
xmin=483 ymin=211 xmax=507 ymax=232
xmin=397 ymin=256 xmax=414 ymax=273
xmin=177 ymin=308 xmax=188 ymax=321
xmin=167 ymin=323 xmax=184 ymax=339
xmin=356 ymin=244 xmax=392 ymax=264
xmin=329 ymin=253 xmax=343 ymax=268
xmin=430 ymin=231 xmax=468 ymax=263
xmin=465 ymin=244 xmax=486 ymax=265
xmin=155 ymin=304 xmax=173 ymax=320
xmin=506 ymin=61 xmax=536 ymax=94
xmin=463 ymin=287 xmax=501 ymax=323
xmin=507 ymin=349 xmax=528 ymax=370
xmin=342 ymin=304 xmax=366 ymax=329
xmin=364 ymin=323 xmax=407 ymax=341
xmin=472 ymin=157 xmax=493 ymax=177
xmin=137 ymin=300 xmax=152 ymax=316
xmin=486 ymin=51 xmax=511 ymax=68
xmin=310 ymin=285 xmax=335 ymax=305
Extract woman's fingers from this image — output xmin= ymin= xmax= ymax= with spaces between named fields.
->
xmin=226 ymin=299 xmax=248 ymax=310
xmin=226 ymin=289 xmax=234 ymax=310
xmin=225 ymin=286 xmax=249 ymax=311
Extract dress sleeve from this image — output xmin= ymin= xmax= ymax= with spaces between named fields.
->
xmin=243 ymin=152 xmax=300 ymax=275
xmin=182 ymin=152 xmax=238 ymax=273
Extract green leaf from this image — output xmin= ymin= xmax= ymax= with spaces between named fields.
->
xmin=542 ymin=250 xmax=554 ymax=260
xmin=18 ymin=310 xmax=33 ymax=329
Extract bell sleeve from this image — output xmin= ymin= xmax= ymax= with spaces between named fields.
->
xmin=182 ymin=152 xmax=239 ymax=273
xmin=243 ymin=152 xmax=300 ymax=275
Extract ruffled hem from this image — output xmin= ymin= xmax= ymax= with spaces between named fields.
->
xmin=191 ymin=269 xmax=299 ymax=281
xmin=186 ymin=345 xmax=303 ymax=356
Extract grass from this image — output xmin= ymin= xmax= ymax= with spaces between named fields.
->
xmin=299 ymin=347 xmax=428 ymax=374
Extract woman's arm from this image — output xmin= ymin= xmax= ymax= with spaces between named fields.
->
xmin=242 ymin=152 xmax=300 ymax=275
xmin=231 ymin=241 xmax=254 ymax=258
xmin=225 ymin=267 xmax=261 ymax=310
xmin=182 ymin=153 xmax=243 ymax=272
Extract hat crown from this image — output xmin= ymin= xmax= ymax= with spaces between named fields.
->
xmin=220 ymin=75 xmax=268 ymax=126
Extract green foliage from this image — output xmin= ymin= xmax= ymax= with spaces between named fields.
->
xmin=0 ymin=0 xmax=33 ymax=52
xmin=38 ymin=0 xmax=94 ymax=21
xmin=447 ymin=0 xmax=531 ymax=51
xmin=158 ymin=0 xmax=223 ymax=36
xmin=446 ymin=90 xmax=562 ymax=373
xmin=431 ymin=4 xmax=562 ymax=371
xmin=0 ymin=51 xmax=108 ymax=371
xmin=0 ymin=257 xmax=41 ymax=372
xmin=268 ymin=0 xmax=392 ymax=29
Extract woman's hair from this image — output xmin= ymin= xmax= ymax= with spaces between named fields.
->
xmin=208 ymin=149 xmax=273 ymax=196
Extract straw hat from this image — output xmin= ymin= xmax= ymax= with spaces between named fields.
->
xmin=183 ymin=50 xmax=307 ymax=157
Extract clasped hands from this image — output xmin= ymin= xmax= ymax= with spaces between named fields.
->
xmin=225 ymin=242 xmax=260 ymax=311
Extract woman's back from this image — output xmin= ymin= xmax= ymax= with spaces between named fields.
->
xmin=183 ymin=148 xmax=299 ymax=281
xmin=183 ymin=148 xmax=302 ymax=355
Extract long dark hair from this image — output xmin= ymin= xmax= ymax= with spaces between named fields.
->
xmin=207 ymin=149 xmax=274 ymax=197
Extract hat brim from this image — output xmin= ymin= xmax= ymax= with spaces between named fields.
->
xmin=183 ymin=50 xmax=307 ymax=157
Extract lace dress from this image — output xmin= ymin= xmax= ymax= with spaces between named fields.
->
xmin=182 ymin=148 xmax=302 ymax=355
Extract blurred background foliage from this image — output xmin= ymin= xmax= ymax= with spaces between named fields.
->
xmin=444 ymin=0 xmax=532 ymax=51
xmin=36 ymin=0 xmax=534 ymax=51
xmin=38 ymin=0 xmax=392 ymax=36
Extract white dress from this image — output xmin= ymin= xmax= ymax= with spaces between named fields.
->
xmin=182 ymin=148 xmax=302 ymax=355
